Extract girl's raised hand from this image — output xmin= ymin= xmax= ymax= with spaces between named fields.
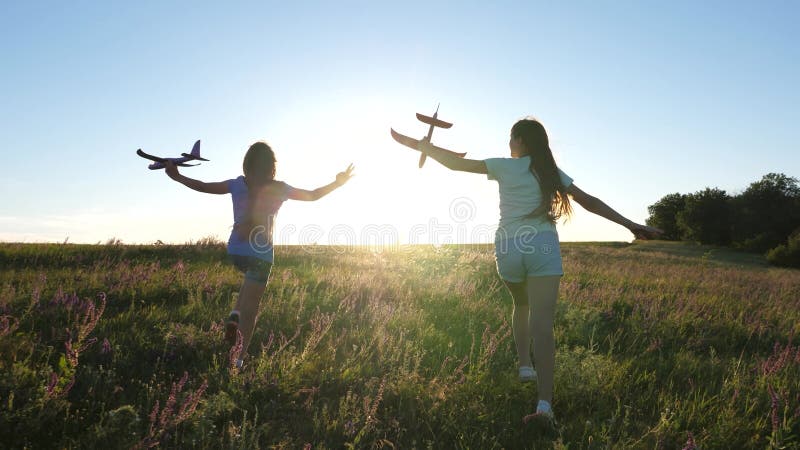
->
xmin=336 ymin=164 xmax=355 ymax=186
xmin=629 ymin=223 xmax=663 ymax=240
xmin=164 ymin=160 xmax=180 ymax=180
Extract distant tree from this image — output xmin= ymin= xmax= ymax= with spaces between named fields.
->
xmin=730 ymin=173 xmax=800 ymax=252
xmin=678 ymin=188 xmax=732 ymax=245
xmin=646 ymin=193 xmax=686 ymax=240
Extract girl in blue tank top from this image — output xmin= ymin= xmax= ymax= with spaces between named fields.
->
xmin=165 ymin=142 xmax=354 ymax=368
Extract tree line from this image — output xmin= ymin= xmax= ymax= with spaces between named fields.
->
xmin=645 ymin=173 xmax=800 ymax=267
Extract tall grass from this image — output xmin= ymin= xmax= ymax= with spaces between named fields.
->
xmin=0 ymin=241 xmax=798 ymax=448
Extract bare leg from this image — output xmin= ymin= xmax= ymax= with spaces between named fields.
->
xmin=503 ymin=280 xmax=532 ymax=368
xmin=234 ymin=277 xmax=267 ymax=356
xmin=526 ymin=275 xmax=560 ymax=404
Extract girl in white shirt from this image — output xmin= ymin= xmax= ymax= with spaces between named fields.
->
xmin=415 ymin=117 xmax=661 ymax=419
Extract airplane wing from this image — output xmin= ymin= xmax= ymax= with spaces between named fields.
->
xmin=416 ymin=113 xmax=453 ymax=129
xmin=176 ymin=162 xmax=199 ymax=167
xmin=137 ymin=149 xmax=168 ymax=163
xmin=389 ymin=129 xmax=467 ymax=158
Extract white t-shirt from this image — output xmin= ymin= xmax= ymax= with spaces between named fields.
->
xmin=484 ymin=156 xmax=573 ymax=242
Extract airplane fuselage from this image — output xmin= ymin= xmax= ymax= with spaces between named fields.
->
xmin=147 ymin=156 xmax=195 ymax=170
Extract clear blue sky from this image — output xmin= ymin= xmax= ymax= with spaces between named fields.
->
xmin=1 ymin=1 xmax=798 ymax=244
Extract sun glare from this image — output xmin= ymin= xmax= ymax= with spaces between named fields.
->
xmin=270 ymin=97 xmax=497 ymax=246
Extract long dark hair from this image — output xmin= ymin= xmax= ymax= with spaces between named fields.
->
xmin=511 ymin=118 xmax=573 ymax=222
xmin=239 ymin=141 xmax=277 ymax=240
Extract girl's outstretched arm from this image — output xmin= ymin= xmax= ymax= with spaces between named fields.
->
xmin=165 ymin=160 xmax=230 ymax=194
xmin=288 ymin=164 xmax=355 ymax=201
xmin=417 ymin=138 xmax=487 ymax=174
xmin=566 ymin=183 xmax=662 ymax=239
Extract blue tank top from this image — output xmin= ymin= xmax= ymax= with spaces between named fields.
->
xmin=226 ymin=176 xmax=293 ymax=262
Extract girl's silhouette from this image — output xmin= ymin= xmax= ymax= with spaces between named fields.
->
xmin=413 ymin=117 xmax=660 ymax=419
xmin=165 ymin=142 xmax=354 ymax=368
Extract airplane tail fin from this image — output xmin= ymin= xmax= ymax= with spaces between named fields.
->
xmin=416 ymin=113 xmax=453 ymax=129
xmin=181 ymin=140 xmax=209 ymax=161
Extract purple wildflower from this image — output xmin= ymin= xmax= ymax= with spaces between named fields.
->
xmin=148 ymin=400 xmax=160 ymax=434
xmin=768 ymin=384 xmax=780 ymax=435
xmin=229 ymin=330 xmax=243 ymax=369
xmin=0 ymin=315 xmax=18 ymax=337
xmin=138 ymin=373 xmax=208 ymax=449
xmin=344 ymin=419 xmax=356 ymax=436
xmin=682 ymin=432 xmax=697 ymax=450
xmin=46 ymin=372 xmax=58 ymax=396
xmin=101 ymin=338 xmax=112 ymax=354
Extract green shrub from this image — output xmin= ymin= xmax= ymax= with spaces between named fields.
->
xmin=766 ymin=229 xmax=800 ymax=268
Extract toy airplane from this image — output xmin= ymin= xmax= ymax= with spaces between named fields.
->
xmin=390 ymin=104 xmax=466 ymax=168
xmin=136 ymin=140 xmax=209 ymax=170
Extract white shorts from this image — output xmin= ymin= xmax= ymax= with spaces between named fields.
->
xmin=495 ymin=231 xmax=563 ymax=282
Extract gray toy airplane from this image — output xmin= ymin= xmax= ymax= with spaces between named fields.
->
xmin=136 ymin=140 xmax=209 ymax=170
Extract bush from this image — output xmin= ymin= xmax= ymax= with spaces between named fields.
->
xmin=731 ymin=173 xmax=800 ymax=251
xmin=647 ymin=173 xmax=800 ymax=251
xmin=738 ymin=232 xmax=782 ymax=253
xmin=646 ymin=193 xmax=686 ymax=240
xmin=677 ymin=188 xmax=732 ymax=245
xmin=766 ymin=229 xmax=800 ymax=268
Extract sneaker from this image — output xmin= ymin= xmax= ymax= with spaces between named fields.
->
xmin=519 ymin=366 xmax=537 ymax=382
xmin=225 ymin=312 xmax=240 ymax=345
xmin=536 ymin=400 xmax=554 ymax=419
xmin=522 ymin=410 xmax=555 ymax=426
xmin=523 ymin=400 xmax=556 ymax=428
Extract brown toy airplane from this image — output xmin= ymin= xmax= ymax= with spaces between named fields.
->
xmin=390 ymin=105 xmax=467 ymax=168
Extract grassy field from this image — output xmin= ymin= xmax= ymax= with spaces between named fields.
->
xmin=0 ymin=240 xmax=798 ymax=449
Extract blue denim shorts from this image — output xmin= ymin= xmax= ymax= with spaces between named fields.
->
xmin=230 ymin=255 xmax=273 ymax=284
xmin=495 ymin=231 xmax=563 ymax=282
